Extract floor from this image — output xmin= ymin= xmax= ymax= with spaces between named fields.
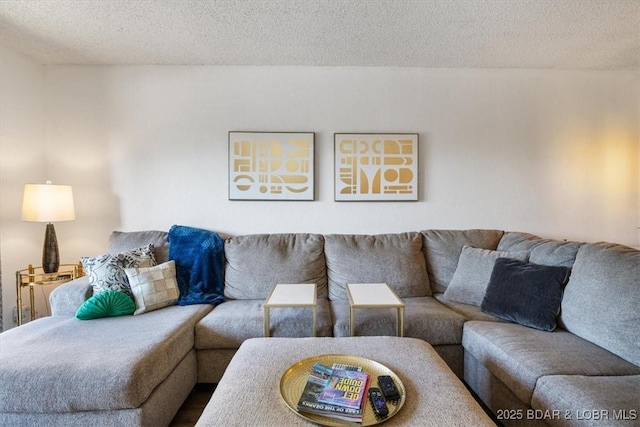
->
xmin=169 ymin=384 xmax=216 ymax=427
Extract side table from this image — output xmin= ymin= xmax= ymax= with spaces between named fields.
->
xmin=263 ymin=283 xmax=317 ymax=337
xmin=347 ymin=282 xmax=405 ymax=337
xmin=15 ymin=263 xmax=83 ymax=325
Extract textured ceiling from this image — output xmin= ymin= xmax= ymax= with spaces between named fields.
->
xmin=0 ymin=0 xmax=638 ymax=69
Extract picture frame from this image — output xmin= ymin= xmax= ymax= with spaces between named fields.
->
xmin=334 ymin=133 xmax=418 ymax=201
xmin=229 ymin=131 xmax=315 ymax=200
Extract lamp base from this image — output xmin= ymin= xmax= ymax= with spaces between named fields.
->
xmin=43 ymin=223 xmax=60 ymax=274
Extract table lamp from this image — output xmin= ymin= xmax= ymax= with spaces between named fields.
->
xmin=21 ymin=181 xmax=76 ymax=273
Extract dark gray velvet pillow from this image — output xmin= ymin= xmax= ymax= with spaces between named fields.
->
xmin=481 ymin=258 xmax=571 ymax=331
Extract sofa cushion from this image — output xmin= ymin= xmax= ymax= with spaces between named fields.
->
xmin=0 ymin=305 xmax=212 ymax=412
xmin=195 ymin=299 xmax=333 ymax=349
xmin=531 ymin=375 xmax=640 ymax=427
xmin=462 ymin=321 xmax=640 ymax=406
xmin=325 ymin=232 xmax=430 ymax=300
xmin=75 ymin=290 xmax=135 ymax=320
xmin=481 ymin=258 xmax=570 ymax=331
xmin=330 ymin=297 xmax=465 ymax=345
xmin=443 ymin=246 xmax=529 ymax=306
xmin=109 ymin=230 xmax=170 ymax=264
xmin=81 ymin=244 xmax=157 ymax=297
xmin=434 ymin=293 xmax=502 ymax=322
xmin=497 ymin=232 xmax=583 ymax=268
xmin=224 ymin=233 xmax=327 ymax=299
xmin=125 ymin=260 xmax=180 ymax=315
xmin=559 ymin=242 xmax=640 ymax=366
xmin=421 ymin=229 xmax=504 ymax=293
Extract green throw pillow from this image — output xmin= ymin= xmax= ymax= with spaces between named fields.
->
xmin=76 ymin=290 xmax=136 ymax=320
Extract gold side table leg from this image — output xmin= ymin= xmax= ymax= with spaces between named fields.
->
xmin=350 ymin=306 xmax=355 ymax=336
xmin=312 ymin=306 xmax=317 ymax=337
xmin=397 ymin=307 xmax=405 ymax=337
xmin=29 ymin=286 xmax=36 ymax=322
xmin=15 ymin=271 xmax=22 ymax=326
xmin=263 ymin=306 xmax=270 ymax=337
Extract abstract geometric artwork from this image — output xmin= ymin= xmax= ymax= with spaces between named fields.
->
xmin=334 ymin=133 xmax=418 ymax=201
xmin=229 ymin=132 xmax=315 ymax=200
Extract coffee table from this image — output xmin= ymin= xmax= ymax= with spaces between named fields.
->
xmin=264 ymin=283 xmax=317 ymax=337
xmin=347 ymin=283 xmax=405 ymax=337
xmin=195 ymin=337 xmax=496 ymax=426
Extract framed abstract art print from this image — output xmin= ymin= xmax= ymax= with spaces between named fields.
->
xmin=334 ymin=133 xmax=418 ymax=201
xmin=229 ymin=131 xmax=315 ymax=200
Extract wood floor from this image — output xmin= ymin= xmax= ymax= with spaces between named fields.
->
xmin=170 ymin=384 xmax=216 ymax=427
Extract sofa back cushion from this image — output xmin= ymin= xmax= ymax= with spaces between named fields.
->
xmin=443 ymin=246 xmax=530 ymax=306
xmin=421 ymin=229 xmax=504 ymax=293
xmin=224 ymin=233 xmax=327 ymax=299
xmin=325 ymin=232 xmax=430 ymax=300
xmin=559 ymin=242 xmax=640 ymax=366
xmin=497 ymin=232 xmax=583 ymax=268
xmin=109 ymin=230 xmax=170 ymax=264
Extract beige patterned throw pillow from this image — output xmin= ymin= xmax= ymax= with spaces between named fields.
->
xmin=125 ymin=260 xmax=180 ymax=315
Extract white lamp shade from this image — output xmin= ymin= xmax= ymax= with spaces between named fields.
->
xmin=21 ymin=183 xmax=76 ymax=222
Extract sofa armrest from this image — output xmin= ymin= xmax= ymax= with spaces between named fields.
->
xmin=49 ymin=276 xmax=93 ymax=316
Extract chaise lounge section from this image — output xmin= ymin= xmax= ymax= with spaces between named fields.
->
xmin=0 ymin=303 xmax=212 ymax=426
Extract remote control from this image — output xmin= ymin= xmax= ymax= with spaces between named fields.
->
xmin=378 ymin=375 xmax=401 ymax=402
xmin=368 ymin=388 xmax=389 ymax=419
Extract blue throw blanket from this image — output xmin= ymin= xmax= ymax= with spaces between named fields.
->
xmin=168 ymin=225 xmax=225 ymax=306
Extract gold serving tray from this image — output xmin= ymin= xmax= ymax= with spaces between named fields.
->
xmin=280 ymin=354 xmax=405 ymax=426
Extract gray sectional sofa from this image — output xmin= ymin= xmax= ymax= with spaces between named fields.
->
xmin=0 ymin=229 xmax=638 ymax=426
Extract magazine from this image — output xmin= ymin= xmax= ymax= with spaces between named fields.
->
xmin=318 ymin=366 xmax=369 ymax=410
xmin=296 ymin=363 xmax=366 ymax=422
xmin=329 ymin=363 xmax=371 ymax=414
xmin=331 ymin=363 xmax=362 ymax=372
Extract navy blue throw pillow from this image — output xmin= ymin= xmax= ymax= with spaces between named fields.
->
xmin=481 ymin=258 xmax=571 ymax=331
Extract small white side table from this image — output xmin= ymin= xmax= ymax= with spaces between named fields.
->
xmin=347 ymin=283 xmax=405 ymax=337
xmin=263 ymin=283 xmax=317 ymax=337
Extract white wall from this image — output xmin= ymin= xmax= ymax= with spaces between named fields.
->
xmin=0 ymin=47 xmax=45 ymax=330
xmin=46 ymin=66 xmax=638 ymax=240
xmin=2 ymin=63 xmax=639 ymax=329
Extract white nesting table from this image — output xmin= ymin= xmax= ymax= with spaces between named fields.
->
xmin=347 ymin=282 xmax=405 ymax=337
xmin=263 ymin=283 xmax=317 ymax=337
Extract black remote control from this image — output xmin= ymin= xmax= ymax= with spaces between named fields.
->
xmin=368 ymin=388 xmax=389 ymax=418
xmin=378 ymin=375 xmax=401 ymax=401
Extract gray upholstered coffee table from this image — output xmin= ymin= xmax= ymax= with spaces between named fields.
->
xmin=195 ymin=337 xmax=495 ymax=426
